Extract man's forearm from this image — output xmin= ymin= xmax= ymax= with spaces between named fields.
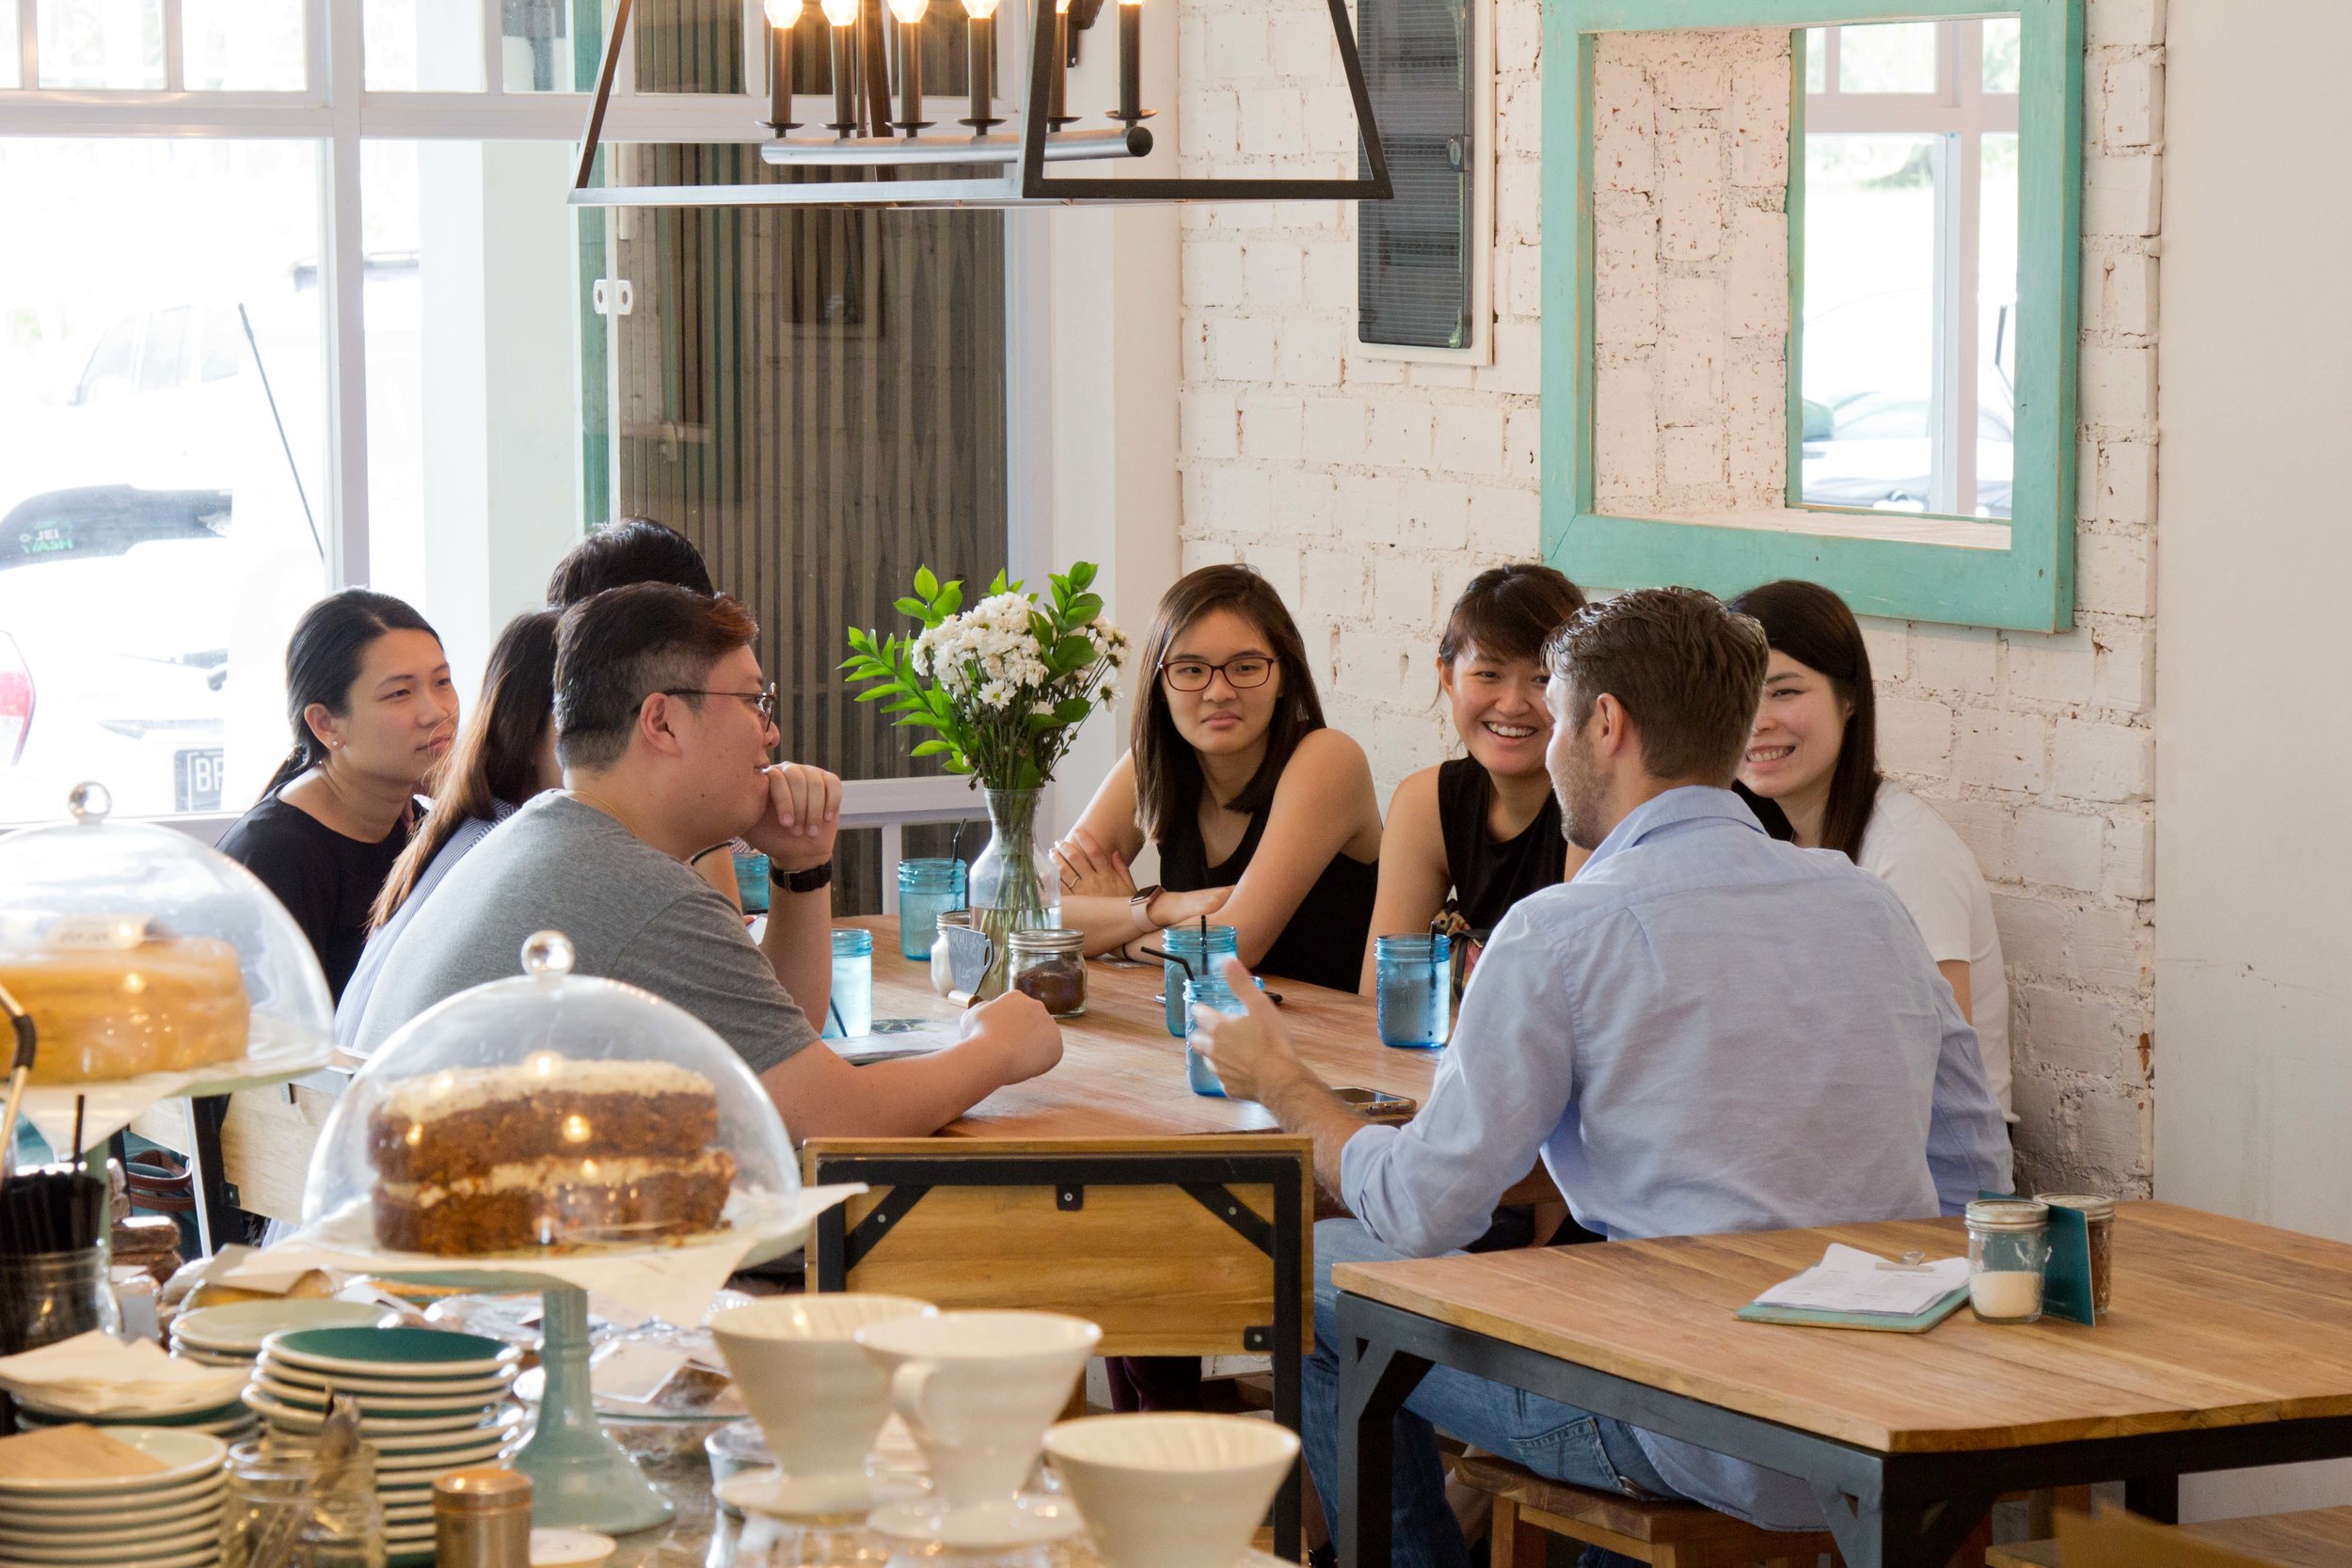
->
xmin=1257 ymin=1061 xmax=1370 ymax=1201
xmin=762 ymin=887 xmax=834 ymax=1030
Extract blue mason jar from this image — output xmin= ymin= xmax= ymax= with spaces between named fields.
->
xmin=822 ymin=927 xmax=873 ymax=1039
xmin=1374 ymin=933 xmax=1451 ymax=1049
xmin=732 ymin=849 xmax=771 ymax=915
xmin=897 ymin=858 xmax=968 ymax=960
xmin=1160 ymin=924 xmax=1240 ymax=1037
xmin=1183 ymin=972 xmax=1248 ymax=1098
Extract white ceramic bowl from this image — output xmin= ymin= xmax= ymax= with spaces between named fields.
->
xmin=1043 ymin=1414 xmax=1299 ymax=1568
xmin=0 ymin=1429 xmax=228 ymax=1496
xmin=709 ymin=1293 xmax=935 ymax=1486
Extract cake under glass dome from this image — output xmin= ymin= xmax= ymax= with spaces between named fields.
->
xmin=301 ymin=930 xmax=801 ymax=1259
xmin=0 ymin=781 xmax=334 ymax=1086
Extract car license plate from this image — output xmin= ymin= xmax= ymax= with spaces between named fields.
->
xmin=175 ymin=747 xmax=224 ymax=813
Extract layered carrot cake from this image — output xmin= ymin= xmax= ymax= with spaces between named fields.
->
xmin=367 ymin=1054 xmax=736 ymax=1253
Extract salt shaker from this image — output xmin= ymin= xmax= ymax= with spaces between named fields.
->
xmin=434 ymin=1466 xmax=533 ymax=1568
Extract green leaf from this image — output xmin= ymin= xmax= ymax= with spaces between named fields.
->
xmin=935 ymin=581 xmax=962 ymax=617
xmin=914 ymin=565 xmax=939 ymax=599
xmin=1069 ymin=561 xmax=1098 ymax=592
xmin=910 ymin=738 xmax=954 ymax=757
xmin=1052 ymin=695 xmax=1093 ymax=723
xmin=893 ymin=596 xmax=929 ymax=619
xmin=1065 ymin=593 xmax=1104 ymax=624
xmin=1051 ymin=636 xmax=1095 ymax=670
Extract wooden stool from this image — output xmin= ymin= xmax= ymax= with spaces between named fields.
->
xmin=1987 ymin=1504 xmax=2352 ymax=1568
xmin=1454 ymin=1451 xmax=1839 ymax=1568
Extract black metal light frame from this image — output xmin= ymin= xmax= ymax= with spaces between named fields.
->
xmin=566 ymin=0 xmax=1391 ymax=208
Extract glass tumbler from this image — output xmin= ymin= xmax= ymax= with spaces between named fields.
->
xmin=221 ymin=1437 xmax=385 ymax=1568
xmin=897 ymin=858 xmax=967 ymax=960
xmin=0 ymin=1244 xmax=119 ymax=1355
xmin=1374 ymin=933 xmax=1451 ymax=1049
xmin=1964 ymin=1198 xmax=2050 ymax=1323
xmin=823 ymin=927 xmax=874 ymax=1039
xmin=734 ymin=849 xmax=772 ymax=916
xmin=1159 ymin=924 xmax=1239 ymax=1037
xmin=1183 ymin=972 xmax=1248 ymax=1098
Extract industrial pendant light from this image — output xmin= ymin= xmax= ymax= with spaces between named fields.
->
xmin=566 ymin=0 xmax=1390 ymax=209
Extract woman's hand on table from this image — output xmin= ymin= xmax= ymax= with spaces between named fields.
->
xmin=960 ymin=989 xmax=1064 ymax=1084
xmin=1052 ymin=828 xmax=1136 ymax=897
xmin=1188 ymin=956 xmax=1308 ymax=1103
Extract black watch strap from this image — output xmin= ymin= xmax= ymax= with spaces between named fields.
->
xmin=770 ymin=862 xmax=834 ymax=895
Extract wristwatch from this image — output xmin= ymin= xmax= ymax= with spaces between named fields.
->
xmin=1129 ymin=884 xmax=1164 ymax=930
xmin=770 ymin=862 xmax=834 ymax=895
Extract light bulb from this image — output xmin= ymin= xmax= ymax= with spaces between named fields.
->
xmin=887 ymin=0 xmax=928 ymax=21
xmin=820 ymin=0 xmax=859 ymax=25
xmin=764 ymin=0 xmax=803 ymax=24
xmin=961 ymin=0 xmax=997 ymax=16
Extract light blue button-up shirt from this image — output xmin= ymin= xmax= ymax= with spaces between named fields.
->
xmin=1339 ymin=785 xmax=2012 ymax=1529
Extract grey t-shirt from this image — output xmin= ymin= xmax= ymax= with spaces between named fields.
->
xmin=351 ymin=793 xmax=818 ymax=1073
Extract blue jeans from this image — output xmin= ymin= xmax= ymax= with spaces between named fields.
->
xmin=1305 ymin=1219 xmax=1680 ymax=1568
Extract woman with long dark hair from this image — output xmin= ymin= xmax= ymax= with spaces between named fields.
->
xmin=1730 ymin=579 xmax=2013 ymax=1115
xmin=1359 ymin=563 xmax=1588 ymax=990
xmin=216 ymin=589 xmax=457 ymax=1002
xmin=1051 ymin=564 xmax=1382 ymax=991
xmin=333 ymin=609 xmax=561 ymax=1046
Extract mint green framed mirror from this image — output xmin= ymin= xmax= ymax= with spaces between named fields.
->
xmin=1541 ymin=0 xmax=2083 ymax=631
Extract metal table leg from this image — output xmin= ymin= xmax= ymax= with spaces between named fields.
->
xmin=1334 ymin=1293 xmax=1434 ymax=1568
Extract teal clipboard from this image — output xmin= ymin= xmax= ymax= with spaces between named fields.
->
xmin=1736 ymin=1289 xmax=1970 ymax=1334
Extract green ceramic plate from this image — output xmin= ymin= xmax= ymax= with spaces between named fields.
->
xmin=262 ymin=1326 xmax=517 ymax=1379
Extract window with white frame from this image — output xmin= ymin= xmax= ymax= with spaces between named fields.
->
xmin=0 ymin=0 xmax=1012 ymax=903
xmin=1798 ymin=18 xmax=2019 ymax=520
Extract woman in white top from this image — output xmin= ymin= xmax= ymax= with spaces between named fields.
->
xmin=1730 ymin=579 xmax=2014 ymax=1117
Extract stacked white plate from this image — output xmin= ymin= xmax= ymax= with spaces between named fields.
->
xmin=0 ymin=1427 xmax=230 ymax=1568
xmin=8 ymin=1392 xmax=257 ymax=1446
xmin=169 ymin=1301 xmax=402 ymax=1369
xmin=243 ymin=1326 xmax=525 ymax=1563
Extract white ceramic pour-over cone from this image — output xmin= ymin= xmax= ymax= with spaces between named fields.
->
xmin=855 ymin=1310 xmax=1102 ymax=1522
xmin=1044 ymin=1414 xmax=1299 ymax=1568
xmin=708 ymin=1294 xmax=936 ymax=1513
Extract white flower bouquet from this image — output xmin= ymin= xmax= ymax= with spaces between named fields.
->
xmin=841 ymin=562 xmax=1128 ymax=791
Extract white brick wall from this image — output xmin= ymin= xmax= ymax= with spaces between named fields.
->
xmin=1174 ymin=2 xmax=2162 ymax=1195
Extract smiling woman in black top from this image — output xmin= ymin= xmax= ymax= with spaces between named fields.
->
xmin=1359 ymin=564 xmax=1588 ymax=990
xmin=215 ymin=590 xmax=457 ymax=1002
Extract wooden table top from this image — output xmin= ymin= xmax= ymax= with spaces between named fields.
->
xmin=846 ymin=915 xmax=1444 ymax=1141
xmin=1333 ymin=1201 xmax=2352 ymax=1455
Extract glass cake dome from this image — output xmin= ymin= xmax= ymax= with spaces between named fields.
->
xmin=301 ymin=929 xmax=802 ymax=1259
xmin=0 ymin=782 xmax=335 ymax=1084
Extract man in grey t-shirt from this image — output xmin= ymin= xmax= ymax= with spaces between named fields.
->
xmin=357 ymin=585 xmax=1062 ymax=1138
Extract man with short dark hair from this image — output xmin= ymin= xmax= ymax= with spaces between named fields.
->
xmin=358 ymin=584 xmax=1063 ymax=1137
xmin=1195 ymin=587 xmax=2009 ymax=1561
xmin=547 ymin=516 xmax=716 ymax=605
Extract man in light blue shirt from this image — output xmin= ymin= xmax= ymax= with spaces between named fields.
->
xmin=1194 ymin=587 xmax=2010 ymax=1564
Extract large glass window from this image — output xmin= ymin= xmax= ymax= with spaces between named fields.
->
xmin=1798 ymin=19 xmax=2019 ymax=520
xmin=0 ymin=139 xmax=329 ymax=820
xmin=0 ymin=0 xmax=1016 ymax=845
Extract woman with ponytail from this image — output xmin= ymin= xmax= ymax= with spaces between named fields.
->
xmin=216 ymin=589 xmax=457 ymax=1002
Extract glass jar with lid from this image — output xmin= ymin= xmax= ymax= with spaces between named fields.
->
xmin=1963 ymin=1198 xmax=2050 ymax=1323
xmin=0 ymin=781 xmax=333 ymax=1084
xmin=1008 ymin=928 xmax=1087 ymax=1017
xmin=929 ymin=911 xmax=973 ymax=998
xmin=300 ymin=929 xmax=801 ymax=1258
xmin=2036 ymin=1191 xmax=2116 ymax=1314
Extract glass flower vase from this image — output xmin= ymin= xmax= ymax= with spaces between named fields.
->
xmin=965 ymin=786 xmax=1061 ymax=997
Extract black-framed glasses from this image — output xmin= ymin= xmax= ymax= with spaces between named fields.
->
xmin=1158 ymin=656 xmax=1275 ymax=693
xmin=660 ymin=682 xmax=778 ymax=724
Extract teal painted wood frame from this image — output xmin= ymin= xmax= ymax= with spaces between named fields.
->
xmin=1540 ymin=0 xmax=2084 ymax=632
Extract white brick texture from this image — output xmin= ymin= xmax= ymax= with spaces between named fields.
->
xmin=1175 ymin=3 xmax=2163 ymax=1196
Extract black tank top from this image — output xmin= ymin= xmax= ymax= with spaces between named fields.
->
xmin=1436 ymin=757 xmax=1566 ymax=932
xmin=1159 ymin=805 xmax=1376 ymax=994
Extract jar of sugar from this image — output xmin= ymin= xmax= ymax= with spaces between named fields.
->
xmin=1964 ymin=1198 xmax=2051 ymax=1323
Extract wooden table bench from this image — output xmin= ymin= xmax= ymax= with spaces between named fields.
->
xmin=1334 ymin=1203 xmax=2352 ymax=1568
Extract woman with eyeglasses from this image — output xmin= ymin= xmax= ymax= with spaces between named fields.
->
xmin=1053 ymin=564 xmax=1382 ymax=993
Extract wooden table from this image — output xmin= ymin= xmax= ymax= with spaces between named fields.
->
xmin=850 ymin=914 xmax=1449 ymax=1136
xmin=1333 ymin=1202 xmax=2352 ymax=1568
